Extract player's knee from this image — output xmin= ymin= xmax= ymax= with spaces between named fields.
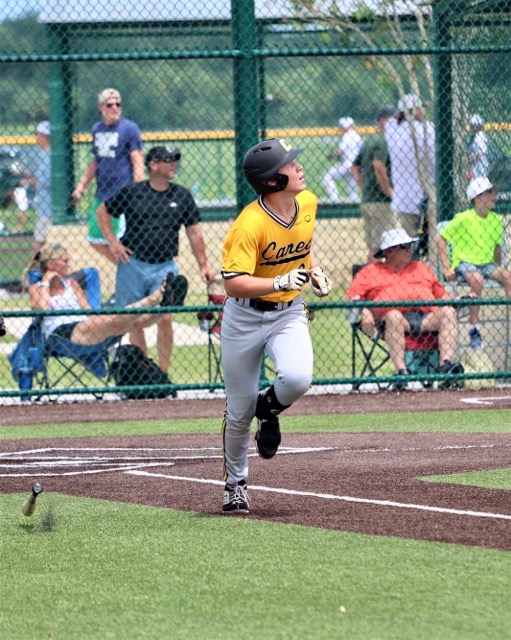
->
xmin=279 ymin=370 xmax=312 ymax=400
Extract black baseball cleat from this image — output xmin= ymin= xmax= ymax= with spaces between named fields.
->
xmin=222 ymin=481 xmax=249 ymax=513
xmin=255 ymin=416 xmax=281 ymax=459
xmin=160 ymin=273 xmax=175 ymax=307
xmin=391 ymin=369 xmax=407 ymax=392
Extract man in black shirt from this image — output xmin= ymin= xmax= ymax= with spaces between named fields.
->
xmin=97 ymin=146 xmax=216 ymax=372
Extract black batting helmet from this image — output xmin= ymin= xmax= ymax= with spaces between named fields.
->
xmin=242 ymin=138 xmax=303 ymax=195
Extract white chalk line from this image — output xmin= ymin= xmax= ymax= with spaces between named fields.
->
xmin=128 ymin=470 xmax=511 ymax=522
xmin=0 ymin=446 xmax=335 ymax=477
xmin=0 ymin=462 xmax=176 ymax=477
xmin=461 ymin=395 xmax=511 ymax=405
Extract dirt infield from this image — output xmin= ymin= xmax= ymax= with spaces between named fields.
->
xmin=2 ymin=388 xmax=511 ymax=552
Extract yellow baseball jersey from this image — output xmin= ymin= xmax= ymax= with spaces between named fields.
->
xmin=221 ymin=190 xmax=317 ymax=302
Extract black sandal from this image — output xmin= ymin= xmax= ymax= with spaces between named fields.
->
xmin=160 ymin=273 xmax=175 ymax=307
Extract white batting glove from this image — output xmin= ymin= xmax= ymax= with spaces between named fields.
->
xmin=308 ymin=266 xmax=332 ymax=297
xmin=273 ymin=269 xmax=310 ymax=292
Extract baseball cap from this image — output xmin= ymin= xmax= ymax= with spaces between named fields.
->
xmin=98 ymin=88 xmax=121 ymax=104
xmin=145 ymin=146 xmax=181 ymax=166
xmin=466 ymin=177 xmax=494 ymax=200
xmin=469 ymin=113 xmax=484 ymax=127
xmin=398 ymin=94 xmax=421 ymax=112
xmin=338 ymin=116 xmax=355 ymax=129
xmin=376 ymin=104 xmax=397 ymax=121
xmin=36 ymin=120 xmax=50 ymax=136
xmin=374 ymin=228 xmax=418 ymax=259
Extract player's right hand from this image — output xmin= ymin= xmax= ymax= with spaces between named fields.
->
xmin=273 ymin=269 xmax=310 ymax=292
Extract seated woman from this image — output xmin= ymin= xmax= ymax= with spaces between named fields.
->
xmin=28 ymin=243 xmax=171 ymax=348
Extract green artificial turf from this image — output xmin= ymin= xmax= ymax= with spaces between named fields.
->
xmin=424 ymin=468 xmax=511 ymax=490
xmin=1 ymin=493 xmax=510 ymax=640
xmin=1 ymin=408 xmax=511 ymax=441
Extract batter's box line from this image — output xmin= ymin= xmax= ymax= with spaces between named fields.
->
xmin=0 ymin=462 xmax=175 ymax=478
xmin=128 ymin=470 xmax=511 ymax=522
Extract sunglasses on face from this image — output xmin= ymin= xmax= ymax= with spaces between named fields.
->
xmin=158 ymin=157 xmax=178 ymax=164
xmin=394 ymin=243 xmax=413 ymax=251
xmin=104 ymin=102 xmax=121 ymax=108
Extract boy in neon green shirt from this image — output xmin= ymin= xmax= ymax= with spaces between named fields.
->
xmin=438 ymin=177 xmax=511 ymax=349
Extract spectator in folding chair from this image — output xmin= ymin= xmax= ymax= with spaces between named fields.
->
xmin=437 ymin=177 xmax=511 ymax=350
xmin=346 ymin=228 xmax=463 ymax=389
xmin=27 ymin=244 xmax=172 ymax=374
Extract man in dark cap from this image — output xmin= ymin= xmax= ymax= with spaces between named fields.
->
xmin=97 ymin=146 xmax=216 ymax=373
xmin=352 ymin=105 xmax=398 ymax=262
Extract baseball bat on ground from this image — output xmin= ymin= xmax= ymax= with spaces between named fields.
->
xmin=22 ymin=482 xmax=44 ymax=517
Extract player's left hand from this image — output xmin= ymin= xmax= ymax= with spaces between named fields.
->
xmin=308 ymin=266 xmax=332 ymax=297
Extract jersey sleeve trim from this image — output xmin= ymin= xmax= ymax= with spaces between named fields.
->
xmin=221 ymin=271 xmax=250 ymax=280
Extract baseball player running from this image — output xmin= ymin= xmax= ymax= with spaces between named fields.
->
xmin=220 ymin=138 xmax=332 ymax=514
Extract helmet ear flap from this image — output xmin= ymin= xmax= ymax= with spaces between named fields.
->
xmin=242 ymin=138 xmax=302 ymax=195
xmin=270 ymin=173 xmax=289 ymax=193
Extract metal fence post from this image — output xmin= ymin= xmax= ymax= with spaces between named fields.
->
xmin=232 ymin=0 xmax=259 ymax=213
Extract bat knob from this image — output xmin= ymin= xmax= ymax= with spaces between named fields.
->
xmin=32 ymin=482 xmax=44 ymax=497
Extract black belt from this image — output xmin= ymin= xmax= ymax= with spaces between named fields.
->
xmin=235 ymin=298 xmax=293 ymax=312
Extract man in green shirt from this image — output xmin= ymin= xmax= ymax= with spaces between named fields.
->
xmin=438 ymin=177 xmax=511 ymax=349
xmin=352 ymin=105 xmax=398 ymax=262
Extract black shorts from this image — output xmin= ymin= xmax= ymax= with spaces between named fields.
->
xmin=51 ymin=322 xmax=79 ymax=341
xmin=403 ymin=310 xmax=427 ymax=334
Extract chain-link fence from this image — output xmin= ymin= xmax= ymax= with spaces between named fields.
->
xmin=1 ymin=0 xmax=511 ymax=400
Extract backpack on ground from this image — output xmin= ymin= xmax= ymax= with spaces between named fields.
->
xmin=109 ymin=344 xmax=175 ymax=399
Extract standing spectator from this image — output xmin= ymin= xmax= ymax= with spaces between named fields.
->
xmin=220 ymin=138 xmax=332 ymax=513
xmin=352 ymin=105 xmax=398 ymax=262
xmin=437 ymin=177 xmax=511 ymax=350
xmin=96 ymin=146 xmax=216 ymax=373
xmin=384 ymin=94 xmax=435 ymax=239
xmin=467 ymin=114 xmax=489 ymax=180
xmin=72 ymin=88 xmax=144 ymax=263
xmin=347 ymin=228 xmax=462 ymax=384
xmin=32 ymin=120 xmax=53 ymax=253
xmin=322 ymin=116 xmax=363 ymax=203
xmin=13 ymin=177 xmax=30 ymax=233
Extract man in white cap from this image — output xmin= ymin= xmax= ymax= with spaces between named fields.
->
xmin=347 ymin=228 xmax=462 ymax=386
xmin=384 ymin=94 xmax=435 ymax=242
xmin=438 ymin=178 xmax=511 ymax=350
xmin=467 ymin=114 xmax=489 ymax=180
xmin=32 ymin=120 xmax=53 ymax=252
xmin=322 ymin=116 xmax=362 ymax=203
xmin=72 ymin=88 xmax=144 ymax=263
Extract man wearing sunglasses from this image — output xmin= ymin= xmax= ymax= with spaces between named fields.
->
xmin=72 ymin=88 xmax=144 ymax=262
xmin=96 ymin=146 xmax=216 ymax=374
xmin=347 ymin=228 xmax=462 ymax=385
xmin=438 ymin=177 xmax=511 ymax=350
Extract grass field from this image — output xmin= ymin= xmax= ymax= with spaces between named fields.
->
xmin=2 ymin=409 xmax=511 ymax=639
